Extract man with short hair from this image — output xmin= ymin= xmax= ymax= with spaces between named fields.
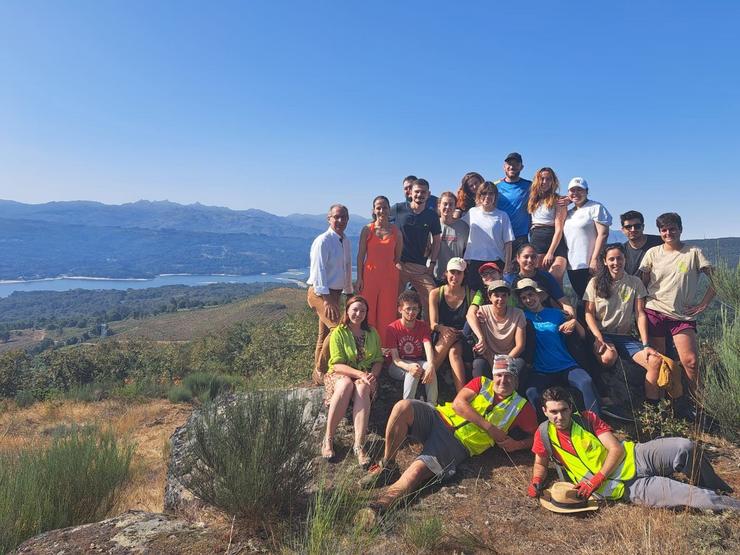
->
xmin=495 ymin=152 xmax=532 ymax=256
xmin=391 ymin=179 xmax=442 ymax=321
xmin=361 ymin=361 xmax=536 ymax=512
xmin=306 ymin=204 xmax=353 ymax=384
xmin=528 ymin=386 xmax=738 ymax=511
xmin=402 ymin=174 xmax=437 ymax=213
xmin=620 ymin=210 xmax=661 ymax=275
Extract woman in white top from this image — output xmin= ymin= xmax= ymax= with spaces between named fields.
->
xmin=462 ymin=181 xmax=515 ymax=294
xmin=562 ymin=177 xmax=612 ymax=299
xmin=527 ymin=167 xmax=567 ymax=287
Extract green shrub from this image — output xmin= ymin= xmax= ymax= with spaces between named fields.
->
xmin=0 ymin=428 xmax=133 ymax=553
xmin=185 ymin=392 xmax=313 ymax=520
xmin=14 ymin=389 xmax=36 ymax=408
xmin=636 ymin=400 xmax=691 ymax=439
xmin=182 ymin=372 xmax=242 ymax=402
xmin=167 ymin=384 xmax=193 ymax=403
xmin=110 ymin=377 xmax=170 ymax=400
xmin=403 ymin=516 xmax=443 ymax=553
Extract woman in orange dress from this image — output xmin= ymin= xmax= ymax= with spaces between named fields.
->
xmin=356 ymin=195 xmax=403 ymax=344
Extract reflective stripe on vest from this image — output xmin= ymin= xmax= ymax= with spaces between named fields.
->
xmin=548 ymin=420 xmax=636 ymax=500
xmin=436 ymin=378 xmax=527 ymax=456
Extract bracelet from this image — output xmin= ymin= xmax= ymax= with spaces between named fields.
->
xmin=642 ymin=343 xmax=650 ymax=349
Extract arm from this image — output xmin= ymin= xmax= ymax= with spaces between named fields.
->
xmin=421 ymin=339 xmax=436 ymax=384
xmin=509 ymin=320 xmax=526 ymax=359
xmin=428 ymin=287 xmax=441 ymax=332
xmin=557 ymin=296 xmax=576 ymax=318
xmin=635 ymin=297 xmax=660 ymax=356
xmin=331 ymin=363 xmax=366 ymax=380
xmin=451 ymin=387 xmax=510 ymax=444
xmin=427 ymin=233 xmax=442 ymax=273
xmin=584 ymin=300 xmax=607 ymax=352
xmin=544 ymin=203 xmax=567 ymax=268
xmin=685 ymin=266 xmax=716 ymax=316
xmin=503 ymin=241 xmax=513 ymax=274
xmin=390 ymin=347 xmax=423 ymax=378
xmin=558 ymin=314 xmax=585 ymax=338
xmin=466 ymin=305 xmax=487 ymax=354
xmin=575 ymin=430 xmax=625 ymax=499
xmin=355 ymin=226 xmax=369 ymax=292
xmin=589 ymin=222 xmax=609 ymax=274
xmin=393 ymin=225 xmax=403 ymax=269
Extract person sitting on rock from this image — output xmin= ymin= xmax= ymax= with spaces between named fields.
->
xmin=359 ymin=359 xmax=536 ymax=514
xmin=527 ymin=386 xmax=739 ymax=512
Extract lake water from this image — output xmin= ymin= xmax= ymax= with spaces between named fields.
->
xmin=0 ymin=269 xmax=311 ymax=298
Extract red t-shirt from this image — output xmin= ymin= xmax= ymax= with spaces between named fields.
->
xmin=531 ymin=411 xmax=611 ymax=461
xmin=384 ymin=318 xmax=432 ymax=360
xmin=462 ymin=377 xmax=538 ymax=435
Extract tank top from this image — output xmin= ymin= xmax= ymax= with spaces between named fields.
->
xmin=531 ymin=201 xmax=556 ymax=226
xmin=438 ymin=285 xmax=472 ymax=330
xmin=364 ymin=222 xmax=399 ymax=273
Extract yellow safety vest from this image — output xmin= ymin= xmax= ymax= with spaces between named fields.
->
xmin=437 ymin=379 xmax=527 ymax=456
xmin=547 ymin=419 xmax=636 ymax=500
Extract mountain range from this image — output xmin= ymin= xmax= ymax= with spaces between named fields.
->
xmin=0 ymin=199 xmax=735 ymax=281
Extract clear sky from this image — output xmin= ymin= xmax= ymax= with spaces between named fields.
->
xmin=1 ymin=0 xmax=738 ymax=238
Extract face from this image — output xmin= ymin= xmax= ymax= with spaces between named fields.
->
xmin=467 ymin=177 xmax=483 ymax=195
xmin=480 ymin=268 xmax=502 ymax=285
xmin=347 ymin=301 xmax=367 ymax=326
xmin=568 ymin=187 xmax=588 ymax=206
xmin=439 ymin=196 xmax=456 ymax=219
xmin=411 ymin=185 xmax=429 ymax=206
xmin=604 ymin=248 xmax=625 ymax=277
xmin=373 ymin=198 xmax=390 ymax=220
xmin=403 ymin=179 xmax=414 ymax=199
xmin=492 ymin=372 xmax=516 ymax=396
xmin=446 ymin=268 xmax=464 ymax=286
xmin=479 ymin=190 xmax=496 ymax=210
xmin=517 ymin=288 xmax=542 ymax=311
xmin=539 ymin=170 xmax=554 ymax=193
xmin=504 ymin=160 xmax=523 ymax=180
xmin=544 ymin=400 xmax=573 ymax=430
xmin=517 ymin=247 xmax=538 ymax=273
xmin=621 ymin=218 xmax=644 ymax=242
xmin=489 ymin=290 xmax=510 ymax=310
xmin=659 ymin=223 xmax=682 ymax=244
xmin=399 ymin=301 xmax=420 ymax=323
xmin=328 ymin=206 xmax=349 ymax=235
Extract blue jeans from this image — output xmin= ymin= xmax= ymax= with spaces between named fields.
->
xmin=525 ymin=367 xmax=601 ymax=419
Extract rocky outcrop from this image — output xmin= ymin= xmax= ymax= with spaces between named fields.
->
xmin=11 ymin=511 xmax=220 ymax=554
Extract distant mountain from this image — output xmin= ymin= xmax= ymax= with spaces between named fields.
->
xmin=0 ymin=199 xmax=369 ymax=238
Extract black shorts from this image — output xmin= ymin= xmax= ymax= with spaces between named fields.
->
xmin=529 ymin=226 xmax=567 ymax=258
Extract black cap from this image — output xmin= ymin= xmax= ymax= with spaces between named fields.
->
xmin=504 ymin=152 xmax=523 ymax=164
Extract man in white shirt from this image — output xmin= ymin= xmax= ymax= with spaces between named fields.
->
xmin=307 ymin=204 xmax=353 ymax=384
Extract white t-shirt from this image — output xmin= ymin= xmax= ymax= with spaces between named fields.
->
xmin=563 ymin=200 xmax=612 ymax=270
xmin=531 ymin=202 xmax=557 ymax=226
xmin=462 ymin=206 xmax=515 ymax=262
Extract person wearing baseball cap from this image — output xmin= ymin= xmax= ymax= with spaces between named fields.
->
xmin=466 ymin=280 xmax=527 ymax=380
xmin=358 ymin=354 xmax=537 ymax=519
xmin=495 ymin=152 xmax=532 ymax=260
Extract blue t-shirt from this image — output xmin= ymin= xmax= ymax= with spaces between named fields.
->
xmin=504 ymin=270 xmax=565 ymax=301
xmin=496 ymin=178 xmax=532 ymax=238
xmin=524 ymin=307 xmax=577 ymax=373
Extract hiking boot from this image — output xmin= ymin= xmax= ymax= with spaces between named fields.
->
xmin=359 ymin=459 xmax=400 ymax=489
xmin=601 ymin=405 xmax=634 ymax=423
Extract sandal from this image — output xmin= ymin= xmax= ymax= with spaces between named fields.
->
xmin=321 ymin=437 xmax=335 ymax=460
xmin=353 ymin=445 xmax=371 ymax=469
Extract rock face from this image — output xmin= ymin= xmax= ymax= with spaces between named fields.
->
xmin=12 ymin=511 xmax=219 ymax=554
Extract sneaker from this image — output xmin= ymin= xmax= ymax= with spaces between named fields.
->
xmin=601 ymin=405 xmax=634 ymax=423
xmin=359 ymin=459 xmax=400 ymax=489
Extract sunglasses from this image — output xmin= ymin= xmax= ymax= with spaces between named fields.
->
xmin=623 ymin=223 xmax=643 ymax=230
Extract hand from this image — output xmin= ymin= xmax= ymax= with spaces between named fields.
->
xmin=643 ymin=346 xmax=661 ymax=358
xmin=527 ymin=477 xmax=545 ymax=498
xmin=355 ymin=278 xmax=364 ymax=293
xmin=438 ymin=325 xmax=461 ymax=342
xmin=588 ymin=258 xmax=599 ymax=275
xmin=360 ymin=372 xmax=377 ymax=392
xmin=421 ymin=363 xmax=436 ymax=385
xmin=684 ymin=303 xmax=707 ymax=317
xmin=556 ymin=196 xmax=570 ymax=208
xmin=594 ymin=337 xmax=608 ymax=355
xmin=543 ymin=252 xmax=555 ymax=269
xmin=323 ymin=300 xmax=340 ymax=323
xmin=473 ymin=339 xmax=487 ymax=354
xmin=395 ymin=262 xmax=403 ymax=272
xmin=576 ymin=472 xmax=605 ymax=499
xmin=407 ymin=363 xmax=424 ymax=379
xmin=476 ymin=310 xmax=486 ymax=323
xmin=558 ymin=319 xmax=577 ymax=335
xmin=497 ymin=436 xmax=519 ymax=453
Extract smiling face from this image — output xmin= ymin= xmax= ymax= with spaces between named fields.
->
xmin=446 ymin=268 xmax=464 ymax=287
xmin=480 ymin=190 xmax=496 ymax=211
xmin=659 ymin=223 xmax=682 ymax=245
xmin=439 ymin=194 xmax=456 ymax=220
xmin=328 ymin=206 xmax=349 ymax=236
xmin=403 ymin=179 xmax=414 ymax=200
xmin=373 ymin=197 xmax=390 ymax=221
xmin=516 ymin=246 xmax=538 ymax=274
xmin=622 ymin=218 xmax=645 ymax=242
xmin=489 ymin=289 xmax=510 ymax=311
xmin=517 ymin=288 xmax=542 ymax=311
xmin=347 ymin=300 xmax=368 ymax=326
xmin=538 ymin=169 xmax=555 ymax=194
xmin=492 ymin=371 xmax=516 ymax=397
xmin=604 ymin=247 xmax=625 ymax=279
xmin=398 ymin=301 xmax=420 ymax=325
xmin=544 ymin=400 xmax=573 ymax=430
xmin=480 ymin=267 xmax=502 ymax=286
xmin=411 ymin=184 xmax=429 ymax=208
xmin=568 ymin=186 xmax=588 ymax=207
xmin=503 ymin=160 xmax=523 ymax=181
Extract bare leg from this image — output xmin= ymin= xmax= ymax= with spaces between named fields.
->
xmin=325 ymin=376 xmax=354 ymax=443
xmin=673 ymin=329 xmax=699 ymax=395
xmin=352 ymin=382 xmax=372 ymax=448
xmin=633 ymin=350 xmax=662 ymax=401
xmin=549 ymin=256 xmax=567 ymax=288
xmin=448 ymin=342 xmax=466 ymax=391
xmin=376 ymin=460 xmax=434 ymax=509
xmin=593 ymin=341 xmax=618 ymax=367
xmin=383 ymin=399 xmax=415 ymax=461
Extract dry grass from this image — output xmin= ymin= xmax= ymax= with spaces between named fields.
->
xmin=0 ymin=398 xmax=191 ymax=514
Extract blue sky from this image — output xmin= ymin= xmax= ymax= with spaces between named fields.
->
xmin=0 ymin=0 xmax=738 ymax=238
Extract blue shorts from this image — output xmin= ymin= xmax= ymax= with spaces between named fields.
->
xmin=603 ymin=333 xmax=642 ymax=359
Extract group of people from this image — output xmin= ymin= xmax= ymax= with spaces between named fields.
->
xmin=306 ymin=152 xmax=736 ymax=516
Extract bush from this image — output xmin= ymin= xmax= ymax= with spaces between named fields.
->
xmin=182 ymin=372 xmax=243 ymax=402
xmin=14 ymin=389 xmax=36 ymax=408
xmin=0 ymin=428 xmax=133 ymax=552
xmin=167 ymin=384 xmax=193 ymax=403
xmin=635 ymin=400 xmax=691 ymax=440
xmin=186 ymin=392 xmax=313 ymax=520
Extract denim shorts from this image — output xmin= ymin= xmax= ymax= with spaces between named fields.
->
xmin=603 ymin=333 xmax=642 ymax=359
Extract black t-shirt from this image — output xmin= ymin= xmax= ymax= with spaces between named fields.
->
xmin=623 ymin=235 xmax=662 ymax=275
xmin=391 ymin=202 xmax=442 ymax=265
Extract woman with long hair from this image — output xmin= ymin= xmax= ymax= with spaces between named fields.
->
xmin=434 ymin=191 xmax=469 ymax=284
xmin=322 ymin=295 xmax=384 ymax=467
xmin=527 ymin=167 xmax=567 ymax=286
xmin=462 ymin=181 xmax=515 ymax=293
xmin=453 ymin=171 xmax=484 ymax=219
xmin=584 ymin=244 xmax=663 ymax=406
xmin=355 ymin=195 xmax=403 ymax=343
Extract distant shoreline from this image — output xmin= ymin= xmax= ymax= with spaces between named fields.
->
xmin=0 ymin=269 xmax=310 ymax=285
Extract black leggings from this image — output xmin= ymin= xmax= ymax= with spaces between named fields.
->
xmin=567 ymin=268 xmax=591 ymax=300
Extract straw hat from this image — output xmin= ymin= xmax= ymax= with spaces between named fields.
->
xmin=539 ymin=482 xmax=600 ymax=514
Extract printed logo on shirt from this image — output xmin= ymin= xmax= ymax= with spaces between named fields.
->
xmin=399 ymin=335 xmax=423 ymax=357
xmin=677 ymin=260 xmax=689 ymax=273
xmin=618 ymin=284 xmax=633 ymax=304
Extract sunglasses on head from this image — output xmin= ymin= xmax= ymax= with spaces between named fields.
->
xmin=623 ymin=223 xmax=643 ymax=230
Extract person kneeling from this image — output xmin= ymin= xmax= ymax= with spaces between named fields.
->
xmin=360 ymin=360 xmax=536 ymax=513
xmin=527 ymin=387 xmax=739 ymax=511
